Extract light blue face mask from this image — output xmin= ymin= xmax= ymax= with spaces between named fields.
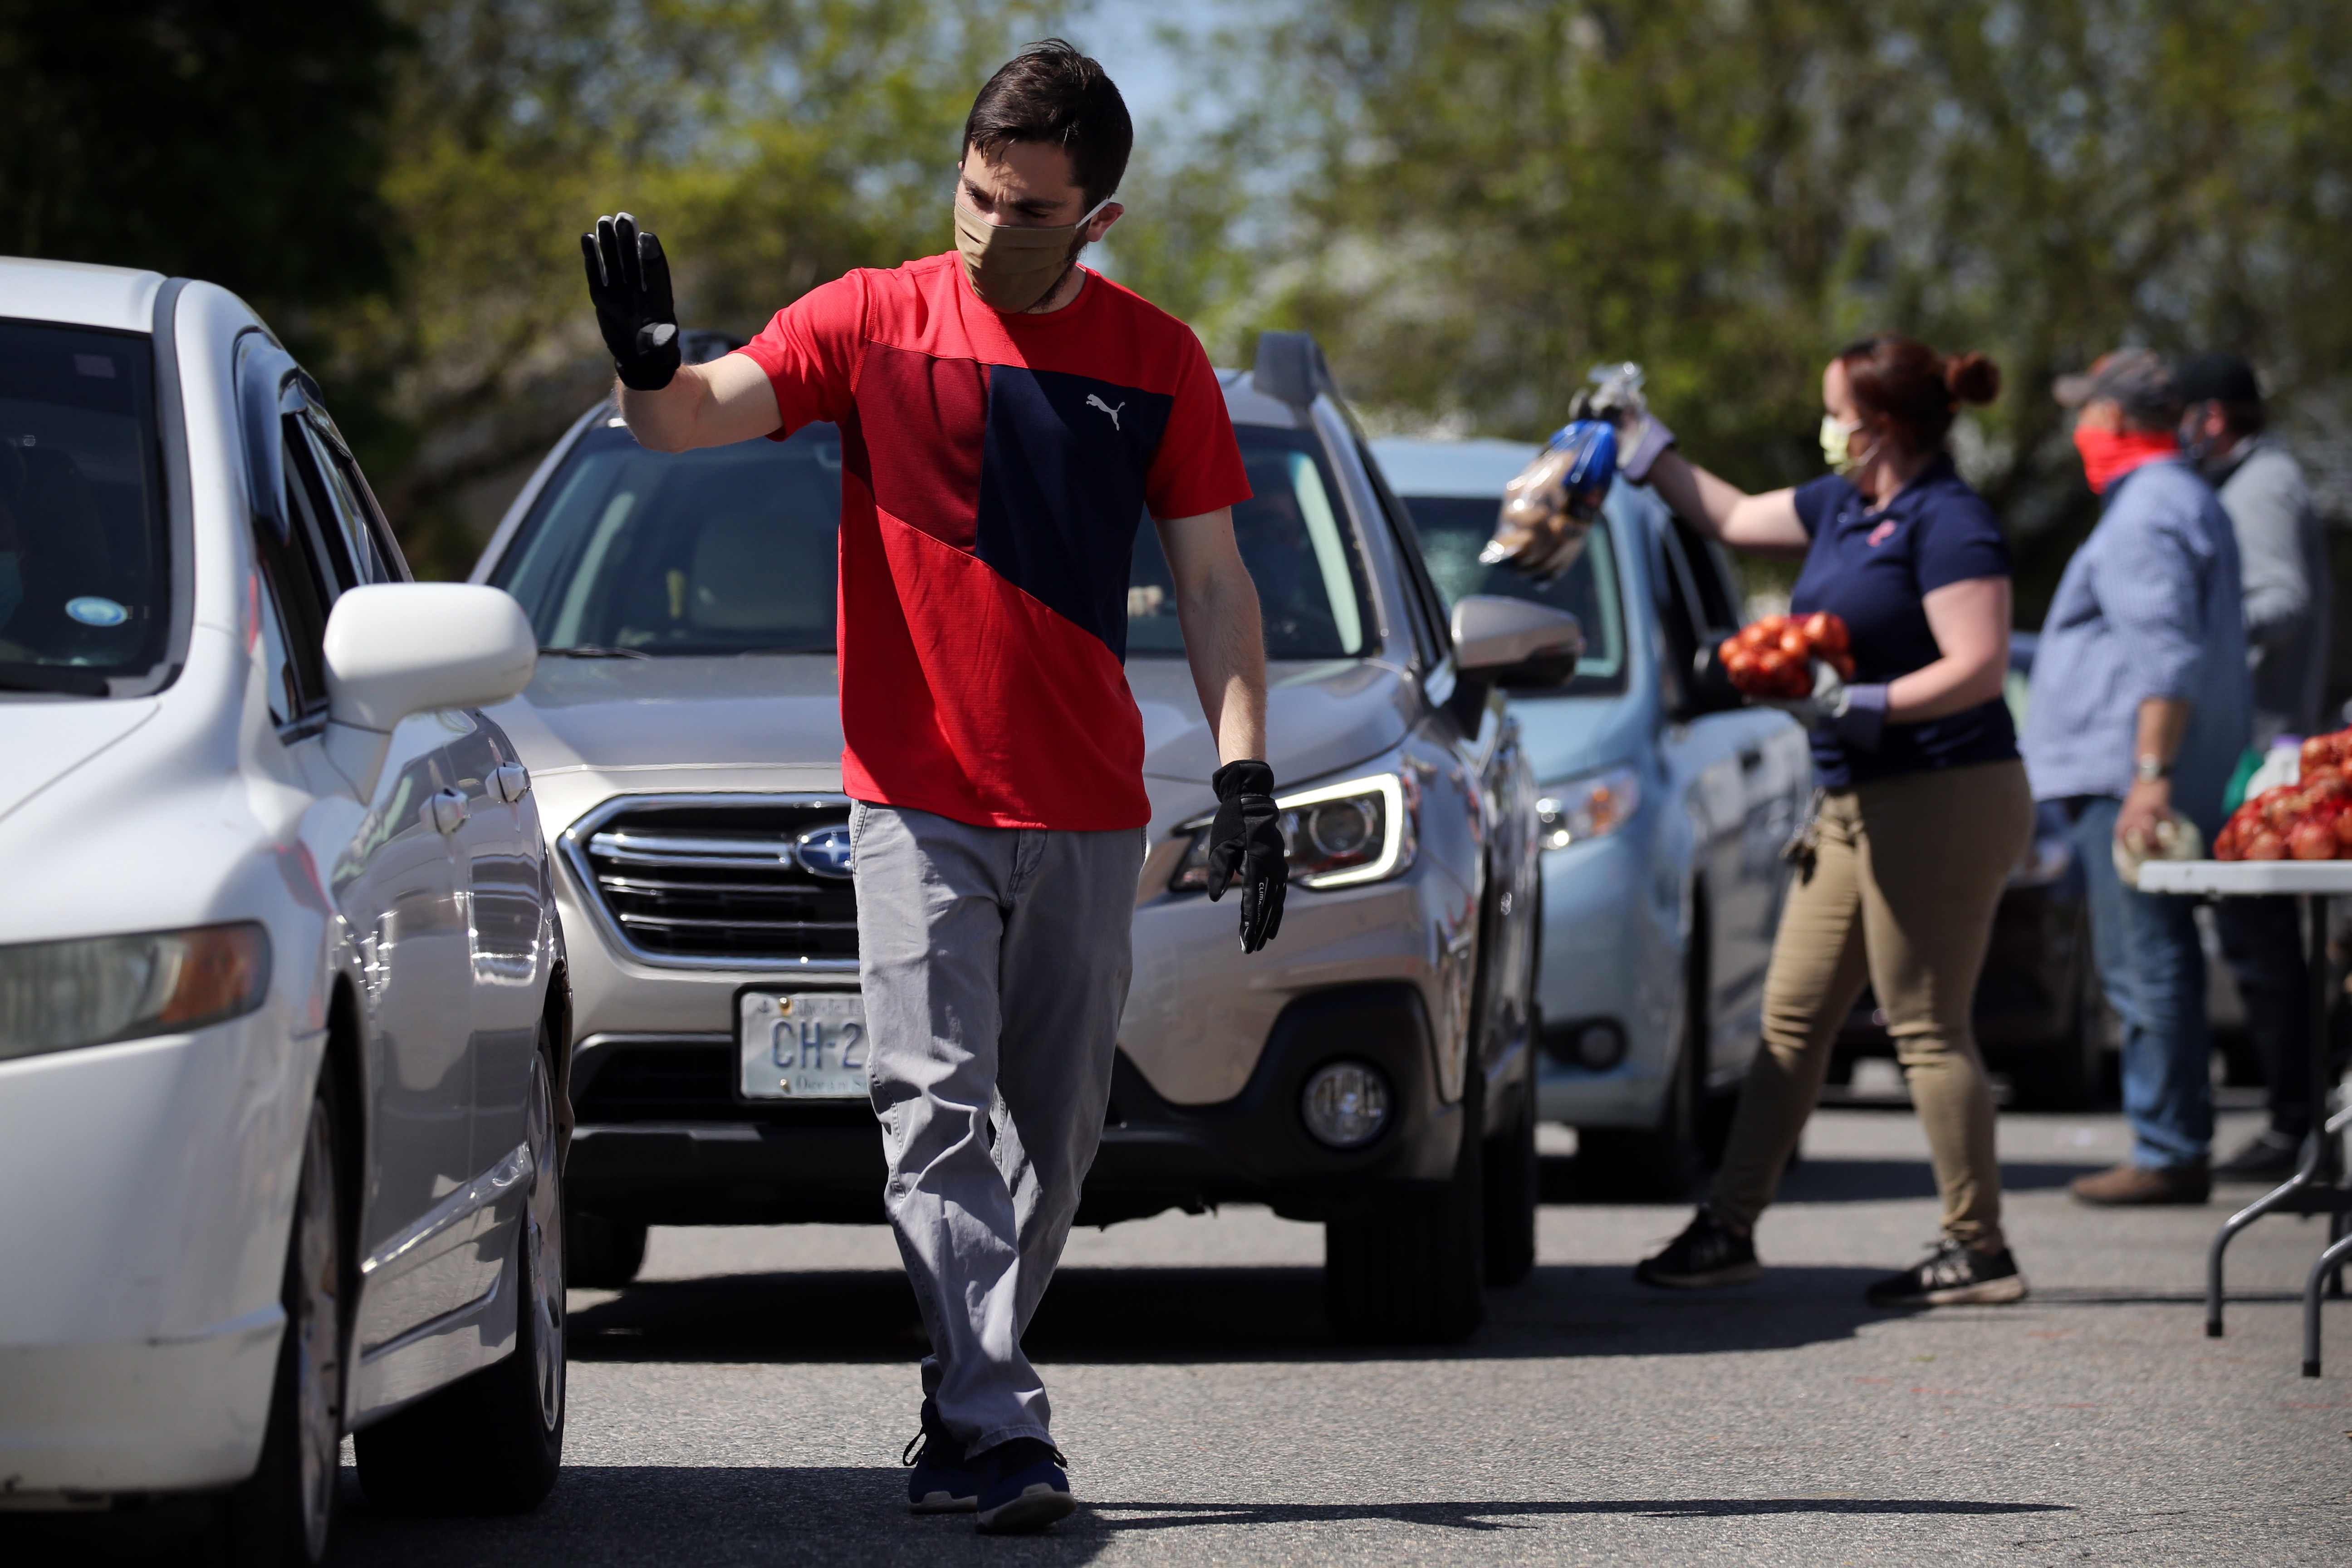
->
xmin=0 ymin=552 xmax=20 ymax=630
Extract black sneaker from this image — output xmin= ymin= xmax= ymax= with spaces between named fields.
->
xmin=2214 ymin=1129 xmax=2303 ymax=1183
xmin=901 ymin=1398 xmax=977 ymax=1514
xmin=972 ymin=1437 xmax=1074 ymax=1534
xmin=1865 ymin=1239 xmax=2028 ymax=1307
xmin=1634 ymin=1209 xmax=1762 ymax=1289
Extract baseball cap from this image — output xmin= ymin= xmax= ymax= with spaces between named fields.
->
xmin=2174 ymin=353 xmax=2262 ymax=407
xmin=2052 ymin=348 xmax=2182 ymax=425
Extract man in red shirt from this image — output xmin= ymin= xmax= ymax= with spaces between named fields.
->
xmin=582 ymin=41 xmax=1286 ymax=1534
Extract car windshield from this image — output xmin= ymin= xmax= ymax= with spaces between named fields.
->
xmin=1400 ymin=495 xmax=1627 ymax=696
xmin=492 ymin=417 xmax=1372 ymax=662
xmin=1130 ymin=425 xmax=1370 ymax=660
xmin=0 ymin=322 xmax=170 ymax=695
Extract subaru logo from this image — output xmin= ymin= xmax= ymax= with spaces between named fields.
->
xmin=794 ymin=825 xmax=855 ymax=880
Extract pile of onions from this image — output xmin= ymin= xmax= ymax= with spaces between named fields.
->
xmin=2215 ymin=730 xmax=2352 ymax=861
xmin=1717 ymin=612 xmax=1855 ymax=699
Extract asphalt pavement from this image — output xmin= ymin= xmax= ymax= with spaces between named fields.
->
xmin=46 ymin=1091 xmax=2352 ymax=1566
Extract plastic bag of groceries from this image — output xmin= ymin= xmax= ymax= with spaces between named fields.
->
xmin=1481 ymin=363 xmax=1648 ymax=582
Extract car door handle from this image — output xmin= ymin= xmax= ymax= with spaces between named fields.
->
xmin=1738 ymin=746 xmax=1764 ymax=773
xmin=490 ymin=763 xmax=530 ymax=804
xmin=422 ymin=789 xmax=468 ymax=835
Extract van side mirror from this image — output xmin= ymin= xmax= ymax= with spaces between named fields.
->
xmin=321 ymin=584 xmax=538 ymax=796
xmin=1451 ymin=595 xmax=1582 ymax=688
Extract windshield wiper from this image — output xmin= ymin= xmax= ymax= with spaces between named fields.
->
xmin=0 ymin=662 xmax=112 ymax=696
xmin=541 ymin=645 xmax=651 ymax=660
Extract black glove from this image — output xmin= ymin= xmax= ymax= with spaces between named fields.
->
xmin=1203 ymin=760 xmax=1286 ymax=954
xmin=581 ymin=212 xmax=681 ymax=392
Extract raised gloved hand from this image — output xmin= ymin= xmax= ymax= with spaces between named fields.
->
xmin=1756 ymin=660 xmax=1888 ymax=750
xmin=581 ymin=212 xmax=681 ymax=392
xmin=1617 ymin=414 xmax=1676 ymax=485
xmin=1203 ymin=760 xmax=1287 ymax=954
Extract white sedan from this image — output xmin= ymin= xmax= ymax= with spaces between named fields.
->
xmin=0 ymin=258 xmax=568 ymax=1561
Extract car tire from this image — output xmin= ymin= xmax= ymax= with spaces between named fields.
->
xmin=1578 ymin=945 xmax=1708 ymax=1201
xmin=1324 ymin=1073 xmax=1485 ymax=1344
xmin=1482 ymin=1071 xmax=1538 ymax=1287
xmin=212 ymin=1064 xmax=345 ymax=1566
xmin=566 ymin=1208 xmax=646 ymax=1290
xmin=354 ymin=1027 xmax=566 ymax=1514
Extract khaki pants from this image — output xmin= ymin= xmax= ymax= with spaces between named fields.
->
xmin=1709 ymin=759 xmax=2034 ymax=1251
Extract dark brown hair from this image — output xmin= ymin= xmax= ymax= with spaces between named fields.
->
xmin=963 ymin=40 xmax=1132 ymax=209
xmin=2213 ymin=398 xmax=2267 ymax=437
xmin=1836 ymin=334 xmax=2001 ymax=451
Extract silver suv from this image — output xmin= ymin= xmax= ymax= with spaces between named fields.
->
xmin=472 ymin=333 xmax=1571 ymax=1341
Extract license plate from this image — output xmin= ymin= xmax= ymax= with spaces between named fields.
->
xmin=738 ymin=990 xmax=869 ymax=1100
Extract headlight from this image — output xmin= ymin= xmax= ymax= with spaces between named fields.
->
xmin=1536 ymin=766 xmax=1642 ymax=850
xmin=1170 ymin=773 xmax=1417 ymax=892
xmin=0 ymin=923 xmax=270 ymax=1062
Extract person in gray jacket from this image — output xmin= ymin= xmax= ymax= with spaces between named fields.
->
xmin=2024 ymin=349 xmax=2250 ymax=1206
xmin=2178 ymin=353 xmax=2330 ymax=1181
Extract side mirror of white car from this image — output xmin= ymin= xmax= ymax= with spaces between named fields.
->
xmin=1450 ymin=594 xmax=1582 ymax=688
xmin=321 ymin=584 xmax=538 ymax=798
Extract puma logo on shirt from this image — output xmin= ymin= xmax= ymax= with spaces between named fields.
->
xmin=1085 ymin=394 xmax=1125 ymax=430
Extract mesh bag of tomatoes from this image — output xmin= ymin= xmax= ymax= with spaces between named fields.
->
xmin=2215 ymin=730 xmax=2352 ymax=861
xmin=1717 ymin=612 xmax=1855 ymax=700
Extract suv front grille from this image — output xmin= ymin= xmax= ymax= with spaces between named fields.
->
xmin=567 ymin=796 xmax=858 ymax=967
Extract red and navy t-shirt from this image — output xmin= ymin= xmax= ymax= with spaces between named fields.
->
xmin=735 ymin=252 xmax=1250 ymax=831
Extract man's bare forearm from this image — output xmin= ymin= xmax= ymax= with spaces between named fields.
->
xmin=616 ymin=354 xmax=783 ymax=453
xmin=1156 ymin=509 xmax=1268 ymax=764
xmin=1176 ymin=560 xmax=1267 ymax=763
xmin=617 ymin=365 xmax=715 ymax=453
xmin=2135 ymin=697 xmax=2190 ymax=766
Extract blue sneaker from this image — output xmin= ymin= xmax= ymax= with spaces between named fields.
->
xmin=973 ymin=1437 xmax=1075 ymax=1534
xmin=901 ymin=1400 xmax=977 ymax=1514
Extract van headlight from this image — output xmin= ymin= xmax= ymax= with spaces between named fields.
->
xmin=0 ymin=923 xmax=271 ymax=1061
xmin=1536 ymin=766 xmax=1642 ymax=850
xmin=1171 ymin=773 xmax=1416 ymax=892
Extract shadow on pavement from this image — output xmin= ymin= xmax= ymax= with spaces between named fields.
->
xmin=1538 ymin=1154 xmax=2106 ymax=1205
xmin=321 ymin=1465 xmax=2071 ymax=1568
xmin=569 ymin=1258 xmax=1923 ymax=1368
xmin=1093 ymin=1495 xmax=2072 ymax=1528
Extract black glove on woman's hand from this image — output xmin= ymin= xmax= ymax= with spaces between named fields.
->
xmin=1204 ymin=760 xmax=1286 ymax=954
xmin=581 ymin=212 xmax=681 ymax=392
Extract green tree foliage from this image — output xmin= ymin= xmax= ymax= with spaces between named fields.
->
xmin=0 ymin=0 xmax=401 ymax=310
xmin=320 ymin=0 xmax=1061 ymax=576
xmin=1 ymin=0 xmax=1062 ymax=578
xmin=1224 ymin=0 xmax=2352 ymax=616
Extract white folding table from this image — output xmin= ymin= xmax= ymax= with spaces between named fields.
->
xmin=2137 ymin=858 xmax=2352 ymax=1375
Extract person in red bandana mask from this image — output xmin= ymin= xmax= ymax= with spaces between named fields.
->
xmin=2024 ymin=348 xmax=2251 ymax=1207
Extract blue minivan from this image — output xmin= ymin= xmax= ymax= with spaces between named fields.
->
xmin=1374 ymin=439 xmax=1812 ymax=1196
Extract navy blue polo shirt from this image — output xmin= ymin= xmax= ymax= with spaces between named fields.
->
xmin=1789 ymin=454 xmax=2019 ymax=788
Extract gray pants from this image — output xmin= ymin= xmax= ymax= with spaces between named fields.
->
xmin=849 ymin=802 xmax=1142 ymax=1451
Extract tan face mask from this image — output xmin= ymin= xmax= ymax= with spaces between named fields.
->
xmin=952 ymin=192 xmax=1117 ymax=313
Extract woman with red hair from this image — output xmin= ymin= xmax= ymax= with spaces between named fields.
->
xmin=1618 ymin=335 xmax=2034 ymax=1306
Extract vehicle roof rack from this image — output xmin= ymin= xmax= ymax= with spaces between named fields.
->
xmin=1252 ymin=330 xmax=1335 ymax=408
